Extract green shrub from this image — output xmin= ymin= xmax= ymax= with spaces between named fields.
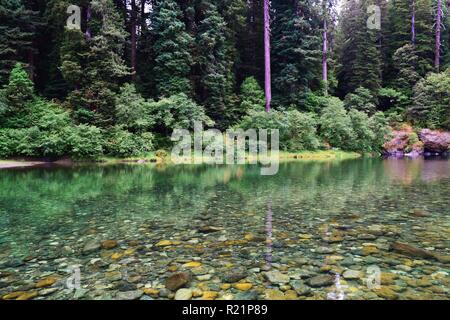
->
xmin=67 ymin=125 xmax=104 ymax=160
xmin=378 ymin=87 xmax=408 ymax=112
xmin=0 ymin=129 xmax=13 ymax=158
xmin=304 ymin=92 xmax=344 ymax=114
xmin=369 ymin=112 xmax=392 ymax=152
xmin=239 ymin=77 xmax=265 ymax=114
xmin=236 ymin=109 xmax=320 ymax=151
xmin=319 ymin=104 xmax=355 ymax=150
xmin=115 ymin=83 xmax=154 ymax=132
xmin=347 ymin=110 xmax=375 ymax=152
xmin=283 ymin=110 xmax=320 ymax=151
xmin=409 ymin=70 xmax=450 ymax=130
xmin=149 ymin=93 xmax=214 ymax=134
xmin=104 ymin=127 xmax=154 ymax=157
xmin=3 ymin=63 xmax=34 ymax=110
xmin=344 ymin=87 xmax=377 ymax=115
xmin=0 ymin=127 xmax=43 ymax=157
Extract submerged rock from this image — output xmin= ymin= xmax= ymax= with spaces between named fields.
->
xmin=409 ymin=209 xmax=431 ymax=218
xmin=307 ymin=275 xmax=334 ymax=287
xmin=390 ymin=242 xmax=438 ymax=260
xmin=174 ymin=288 xmax=192 ymax=300
xmin=165 ymin=272 xmax=190 ymax=291
xmin=222 ymin=268 xmax=247 ymax=283
xmin=35 ymin=276 xmax=58 ymax=288
xmin=264 ymin=289 xmax=285 ymax=300
xmin=342 ymin=270 xmax=361 ymax=280
xmin=82 ymin=240 xmax=101 ymax=255
xmin=264 ymin=271 xmax=290 ymax=284
xmin=2 ymin=258 xmax=24 ymax=268
xmin=101 ymin=240 xmax=118 ymax=250
xmin=290 ymin=280 xmax=311 ymax=296
xmin=115 ymin=290 xmax=143 ymax=300
xmin=198 ymin=226 xmax=224 ymax=233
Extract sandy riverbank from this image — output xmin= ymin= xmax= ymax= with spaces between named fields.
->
xmin=0 ymin=161 xmax=46 ymax=169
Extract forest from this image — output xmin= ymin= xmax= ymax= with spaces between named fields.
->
xmin=0 ymin=0 xmax=449 ymax=160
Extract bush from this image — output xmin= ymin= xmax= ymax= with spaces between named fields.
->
xmin=344 ymin=87 xmax=377 ymax=115
xmin=239 ymin=77 xmax=265 ymax=114
xmin=67 ymin=125 xmax=104 ymax=159
xmin=3 ymin=63 xmax=34 ymax=110
xmin=115 ymin=83 xmax=154 ymax=132
xmin=409 ymin=70 xmax=450 ymax=130
xmin=319 ymin=104 xmax=355 ymax=150
xmin=0 ymin=129 xmax=13 ymax=158
xmin=347 ymin=110 xmax=375 ymax=152
xmin=304 ymin=92 xmax=344 ymax=114
xmin=104 ymin=127 xmax=154 ymax=157
xmin=369 ymin=112 xmax=392 ymax=153
xmin=283 ymin=110 xmax=320 ymax=151
xmin=405 ymin=132 xmax=419 ymax=153
xmin=0 ymin=127 xmax=44 ymax=157
xmin=149 ymin=93 xmax=214 ymax=134
xmin=378 ymin=87 xmax=408 ymax=112
xmin=236 ymin=109 xmax=320 ymax=151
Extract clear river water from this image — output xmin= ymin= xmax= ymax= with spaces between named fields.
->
xmin=0 ymin=158 xmax=449 ymax=300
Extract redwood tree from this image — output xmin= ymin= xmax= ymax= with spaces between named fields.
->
xmin=435 ymin=0 xmax=442 ymax=71
xmin=322 ymin=0 xmax=329 ymax=96
xmin=130 ymin=0 xmax=137 ymax=81
xmin=412 ymin=0 xmax=416 ymax=44
xmin=264 ymin=0 xmax=271 ymax=112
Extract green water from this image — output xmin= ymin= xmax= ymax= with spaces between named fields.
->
xmin=0 ymin=158 xmax=449 ymax=300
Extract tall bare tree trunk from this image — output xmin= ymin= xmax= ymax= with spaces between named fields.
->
xmin=85 ymin=5 xmax=92 ymax=40
xmin=411 ymin=0 xmax=416 ymax=44
xmin=264 ymin=0 xmax=271 ymax=112
xmin=140 ymin=0 xmax=146 ymax=32
xmin=435 ymin=0 xmax=442 ymax=71
xmin=131 ymin=0 xmax=137 ymax=81
xmin=322 ymin=1 xmax=328 ymax=96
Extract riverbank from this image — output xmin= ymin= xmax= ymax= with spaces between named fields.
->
xmin=99 ymin=150 xmax=363 ymax=165
xmin=0 ymin=160 xmax=47 ymax=169
xmin=0 ymin=150 xmax=362 ymax=170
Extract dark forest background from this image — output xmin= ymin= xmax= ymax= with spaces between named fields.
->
xmin=0 ymin=0 xmax=448 ymax=159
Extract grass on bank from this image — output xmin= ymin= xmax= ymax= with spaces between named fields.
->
xmin=99 ymin=149 xmax=362 ymax=165
xmin=0 ymin=150 xmax=362 ymax=169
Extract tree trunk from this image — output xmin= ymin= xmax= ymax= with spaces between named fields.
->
xmin=131 ymin=0 xmax=137 ymax=81
xmin=140 ymin=0 xmax=146 ymax=32
xmin=411 ymin=0 xmax=416 ymax=45
xmin=435 ymin=0 xmax=442 ymax=71
xmin=264 ymin=0 xmax=271 ymax=112
xmin=322 ymin=1 xmax=328 ymax=96
xmin=85 ymin=5 xmax=92 ymax=40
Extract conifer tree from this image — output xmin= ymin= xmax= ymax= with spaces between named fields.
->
xmin=0 ymin=0 xmax=39 ymax=85
xmin=336 ymin=0 xmax=382 ymax=98
xmin=152 ymin=0 xmax=193 ymax=97
xmin=196 ymin=1 xmax=236 ymax=128
xmin=271 ymin=0 xmax=322 ymax=107
xmin=60 ymin=0 xmax=129 ymax=126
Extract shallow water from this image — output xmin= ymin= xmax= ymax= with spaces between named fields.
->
xmin=0 ymin=158 xmax=449 ymax=300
